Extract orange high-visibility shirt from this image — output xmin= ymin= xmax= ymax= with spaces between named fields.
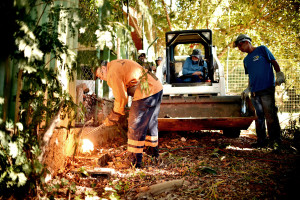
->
xmin=107 ymin=59 xmax=163 ymax=115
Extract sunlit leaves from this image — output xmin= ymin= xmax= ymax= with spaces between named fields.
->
xmin=8 ymin=171 xmax=27 ymax=187
xmin=15 ymin=22 xmax=44 ymax=63
xmin=154 ymin=0 xmax=299 ymax=61
xmin=95 ymin=30 xmax=113 ymax=49
xmin=78 ymin=167 xmax=89 ymax=177
xmin=5 ymin=120 xmax=14 ymax=130
xmin=0 ymin=131 xmax=7 ymax=146
xmin=0 ymin=121 xmax=42 ymax=191
xmin=8 ymin=142 xmax=19 ymax=158
xmin=31 ymin=144 xmax=42 ymax=156
xmin=16 ymin=173 xmax=27 ymax=187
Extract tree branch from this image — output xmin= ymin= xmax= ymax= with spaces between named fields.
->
xmin=36 ymin=3 xmax=49 ymax=27
xmin=161 ymin=0 xmax=172 ymax=31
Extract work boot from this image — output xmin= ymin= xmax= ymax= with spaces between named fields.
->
xmin=126 ymin=152 xmax=143 ymax=168
xmin=145 ymin=146 xmax=159 ymax=157
xmin=145 ymin=146 xmax=160 ymax=166
xmin=135 ymin=162 xmax=143 ymax=168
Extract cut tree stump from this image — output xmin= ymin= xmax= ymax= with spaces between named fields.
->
xmin=136 ymin=179 xmax=190 ymax=199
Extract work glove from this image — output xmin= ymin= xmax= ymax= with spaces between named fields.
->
xmin=241 ymin=87 xmax=250 ymax=98
xmin=103 ymin=110 xmax=122 ymax=126
xmin=275 ymin=71 xmax=285 ymax=86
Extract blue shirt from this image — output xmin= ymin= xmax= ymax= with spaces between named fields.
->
xmin=244 ymin=45 xmax=276 ymax=92
xmin=183 ymin=57 xmax=208 ymax=77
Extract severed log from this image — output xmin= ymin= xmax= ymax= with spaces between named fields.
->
xmin=136 ymin=179 xmax=190 ymax=199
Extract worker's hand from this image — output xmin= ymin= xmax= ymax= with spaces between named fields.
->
xmin=241 ymin=87 xmax=250 ymax=98
xmin=192 ymin=71 xmax=203 ymax=76
xmin=276 ymin=71 xmax=285 ymax=86
xmin=103 ymin=117 xmax=116 ymax=126
xmin=103 ymin=110 xmax=122 ymax=126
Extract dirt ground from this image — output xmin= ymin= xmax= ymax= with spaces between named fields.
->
xmin=45 ymin=129 xmax=300 ymax=200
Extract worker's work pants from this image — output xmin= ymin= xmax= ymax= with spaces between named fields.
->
xmin=251 ymin=86 xmax=281 ymax=144
xmin=127 ymin=90 xmax=163 ymax=164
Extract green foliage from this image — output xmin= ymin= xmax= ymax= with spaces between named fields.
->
xmin=77 ymin=0 xmax=136 ymax=64
xmin=78 ymin=0 xmax=100 ymax=46
xmin=45 ymin=176 xmax=77 ymax=198
xmin=139 ymin=68 xmax=150 ymax=95
xmin=78 ymin=166 xmax=89 ymax=177
xmin=0 ymin=121 xmax=47 ymax=197
xmin=102 ymin=181 xmax=121 ymax=199
xmin=0 ymin=0 xmax=79 ymax=198
xmin=282 ymin=115 xmax=300 ymax=141
xmin=148 ymin=0 xmax=299 ymax=62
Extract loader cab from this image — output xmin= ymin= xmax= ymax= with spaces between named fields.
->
xmin=165 ymin=29 xmax=215 ymax=85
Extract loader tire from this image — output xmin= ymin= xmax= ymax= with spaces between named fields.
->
xmin=223 ymin=129 xmax=240 ymax=138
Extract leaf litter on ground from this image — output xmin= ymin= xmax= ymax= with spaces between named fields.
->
xmin=45 ymin=131 xmax=300 ymax=199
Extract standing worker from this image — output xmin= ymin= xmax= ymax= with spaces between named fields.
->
xmin=234 ymin=34 xmax=285 ymax=149
xmin=95 ymin=59 xmax=163 ymax=168
xmin=154 ymin=56 xmax=163 ymax=73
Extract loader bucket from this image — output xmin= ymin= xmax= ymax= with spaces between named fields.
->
xmin=158 ymin=95 xmax=256 ymax=137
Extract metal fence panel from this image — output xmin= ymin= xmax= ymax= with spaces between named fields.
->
xmin=222 ymin=59 xmax=300 ymax=113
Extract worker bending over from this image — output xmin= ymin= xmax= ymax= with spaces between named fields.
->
xmin=95 ymin=59 xmax=163 ymax=168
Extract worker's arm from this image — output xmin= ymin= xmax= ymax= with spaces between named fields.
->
xmin=270 ymin=60 xmax=281 ymax=72
xmin=103 ymin=77 xmax=127 ymax=126
xmin=271 ymin=60 xmax=285 ymax=85
xmin=109 ymin=79 xmax=128 ymax=115
xmin=103 ymin=110 xmax=122 ymax=126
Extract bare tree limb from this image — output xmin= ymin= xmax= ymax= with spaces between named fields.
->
xmin=161 ymin=0 xmax=172 ymax=31
xmin=136 ymin=179 xmax=190 ymax=199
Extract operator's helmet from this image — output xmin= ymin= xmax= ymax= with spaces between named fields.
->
xmin=190 ymin=49 xmax=203 ymax=59
xmin=234 ymin=34 xmax=252 ymax=47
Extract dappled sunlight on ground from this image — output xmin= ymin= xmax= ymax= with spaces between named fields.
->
xmin=43 ymin=129 xmax=300 ymax=199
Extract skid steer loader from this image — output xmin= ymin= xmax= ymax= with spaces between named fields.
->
xmin=157 ymin=29 xmax=256 ymax=138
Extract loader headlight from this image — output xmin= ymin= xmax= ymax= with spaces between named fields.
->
xmin=167 ymin=34 xmax=176 ymax=43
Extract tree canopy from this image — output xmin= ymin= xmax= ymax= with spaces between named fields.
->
xmin=148 ymin=0 xmax=299 ymax=60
